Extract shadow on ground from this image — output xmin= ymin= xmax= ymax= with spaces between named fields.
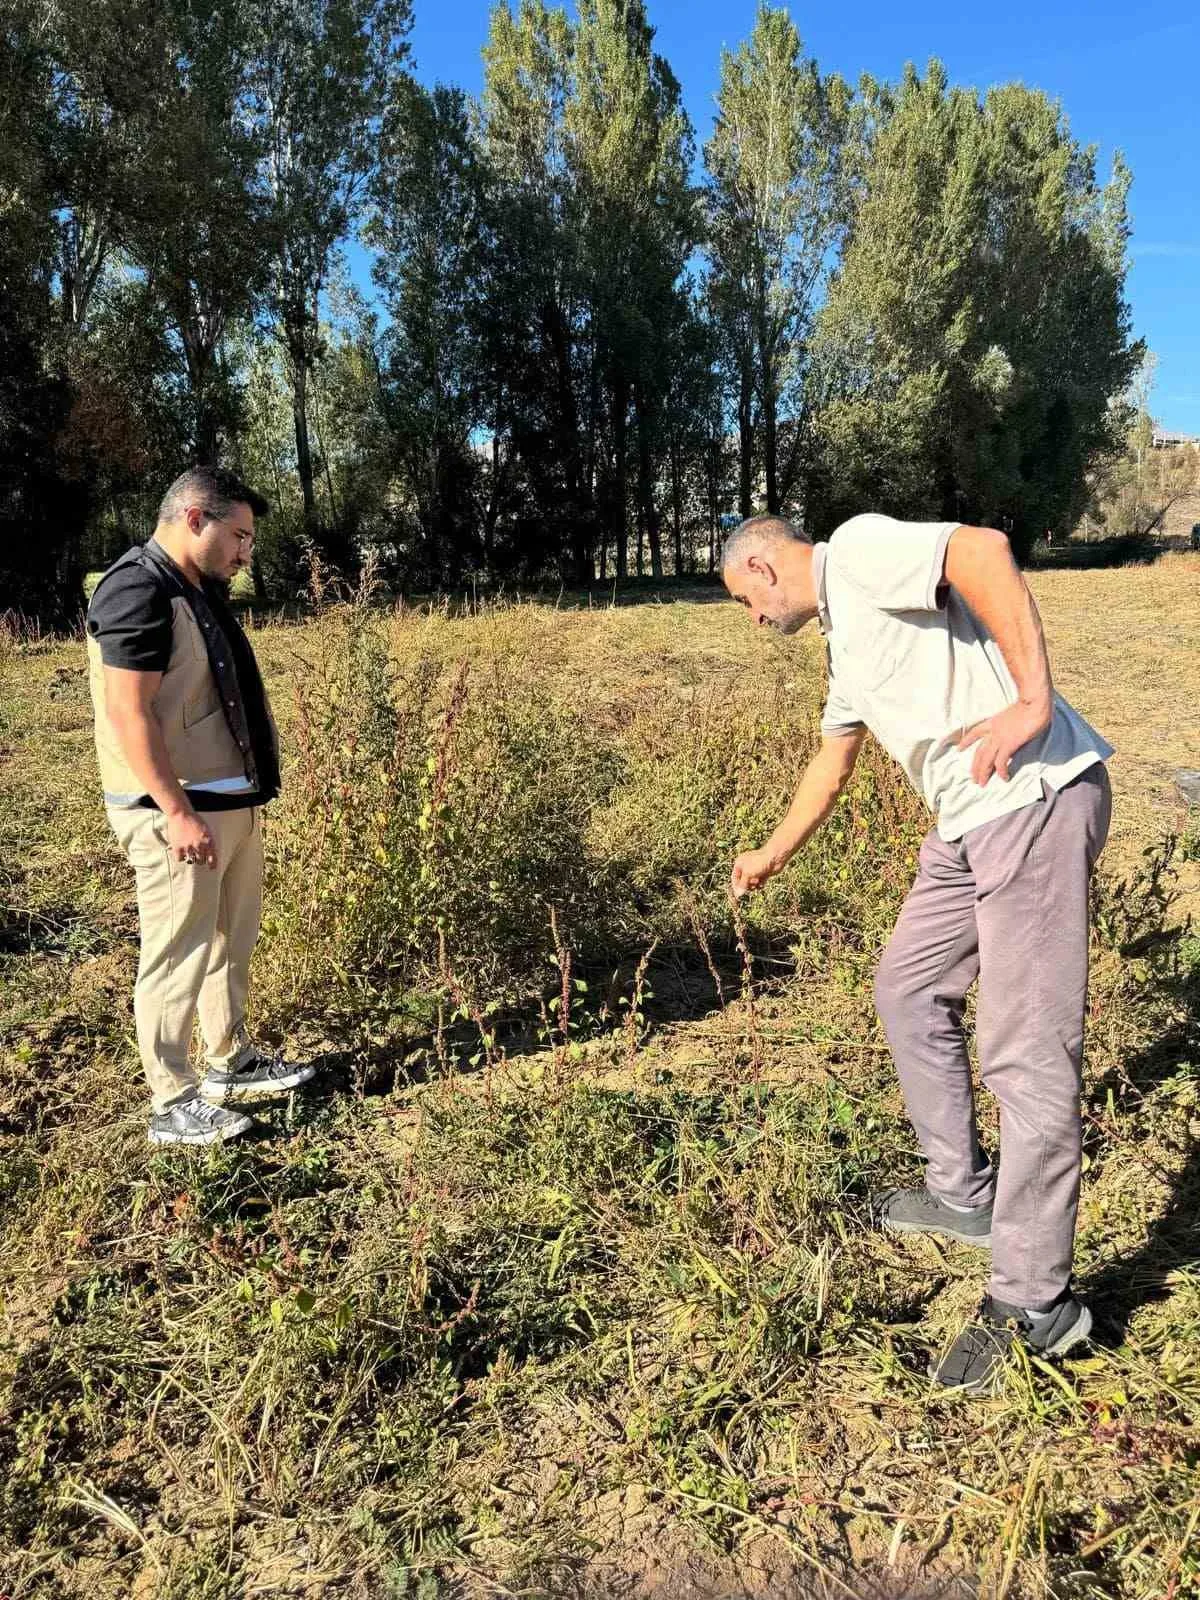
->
xmin=270 ymin=928 xmax=801 ymax=1117
xmin=1082 ymin=992 xmax=1200 ymax=1345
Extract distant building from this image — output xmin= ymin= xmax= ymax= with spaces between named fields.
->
xmin=1151 ymin=427 xmax=1200 ymax=450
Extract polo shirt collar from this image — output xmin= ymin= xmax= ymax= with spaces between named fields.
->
xmin=811 ymin=540 xmax=832 ymax=633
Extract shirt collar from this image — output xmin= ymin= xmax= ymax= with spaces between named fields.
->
xmin=146 ymin=536 xmax=222 ymax=602
xmin=811 ymin=540 xmax=832 ymax=633
xmin=145 ymin=536 xmax=196 ymax=591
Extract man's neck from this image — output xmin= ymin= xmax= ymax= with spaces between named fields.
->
xmin=782 ymin=540 xmax=820 ymax=625
xmin=151 ymin=525 xmax=204 ymax=588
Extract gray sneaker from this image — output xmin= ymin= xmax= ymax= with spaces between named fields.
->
xmin=929 ymin=1292 xmax=1093 ymax=1394
xmin=149 ymin=1095 xmax=253 ymax=1146
xmin=873 ymin=1185 xmax=993 ymax=1247
xmin=200 ymin=1051 xmax=317 ymax=1103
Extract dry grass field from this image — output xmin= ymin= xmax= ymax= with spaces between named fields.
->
xmin=1 ymin=555 xmax=1198 ymax=1600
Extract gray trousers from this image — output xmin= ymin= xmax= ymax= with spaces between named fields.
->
xmin=873 ymin=764 xmax=1112 ymax=1306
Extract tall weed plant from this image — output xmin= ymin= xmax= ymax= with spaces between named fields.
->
xmin=259 ymin=584 xmax=929 ymax=1041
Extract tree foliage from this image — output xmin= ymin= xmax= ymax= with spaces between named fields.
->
xmin=810 ymin=63 xmax=1140 ymax=556
xmin=705 ymin=6 xmax=852 ymax=519
xmin=1 ymin=4 xmax=1147 ymax=618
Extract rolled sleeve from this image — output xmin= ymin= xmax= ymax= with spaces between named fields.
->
xmin=831 ymin=513 xmax=960 ymax=612
xmin=86 ymin=568 xmax=172 ymax=670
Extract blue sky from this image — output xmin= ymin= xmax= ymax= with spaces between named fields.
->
xmin=392 ymin=0 xmax=1199 ymax=431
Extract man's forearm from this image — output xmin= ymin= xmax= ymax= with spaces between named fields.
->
xmin=763 ymin=752 xmax=853 ymax=867
xmin=109 ymin=709 xmax=195 ymax=818
xmin=945 ymin=527 xmax=1053 ymax=717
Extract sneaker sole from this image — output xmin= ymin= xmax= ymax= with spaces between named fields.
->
xmin=881 ymin=1217 xmax=992 ymax=1249
xmin=201 ymin=1069 xmax=317 ymax=1103
xmin=148 ymin=1120 xmax=252 ymax=1146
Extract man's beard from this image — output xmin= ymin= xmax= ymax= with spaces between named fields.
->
xmin=773 ymin=607 xmax=808 ymax=635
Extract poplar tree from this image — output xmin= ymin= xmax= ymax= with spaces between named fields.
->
xmin=813 ymin=63 xmax=1138 ymax=552
xmin=249 ymin=0 xmax=411 ymax=529
xmin=369 ymin=81 xmax=490 ymax=580
xmin=89 ymin=0 xmax=272 ymax=463
xmin=567 ymin=0 xmax=695 ymax=577
xmin=704 ymin=5 xmax=851 ymax=517
xmin=480 ymin=0 xmax=590 ymax=578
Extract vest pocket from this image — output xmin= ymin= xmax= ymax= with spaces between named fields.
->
xmin=184 ymin=690 xmax=221 ymax=728
xmin=181 ymin=705 xmax=242 ymax=779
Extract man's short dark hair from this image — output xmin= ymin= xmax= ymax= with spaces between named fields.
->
xmin=720 ymin=513 xmax=811 ymax=571
xmin=158 ymin=466 xmax=270 ymax=526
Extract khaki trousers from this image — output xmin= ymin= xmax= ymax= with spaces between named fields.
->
xmin=108 ymin=805 xmax=263 ymax=1110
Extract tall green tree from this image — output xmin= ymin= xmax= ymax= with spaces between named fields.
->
xmin=480 ymin=0 xmax=592 ymax=580
xmin=658 ymin=287 xmax=724 ymax=573
xmin=0 ymin=1 xmax=115 ymax=618
xmin=89 ymin=0 xmax=273 ymax=463
xmin=368 ymin=80 xmax=490 ymax=581
xmin=704 ymin=6 xmax=851 ymax=518
xmin=812 ymin=63 xmax=1139 ymax=554
xmin=567 ymin=0 xmax=695 ymax=579
xmin=248 ymin=0 xmax=411 ymax=531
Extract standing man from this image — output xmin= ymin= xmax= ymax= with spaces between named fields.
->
xmin=722 ymin=512 xmax=1112 ymax=1393
xmin=87 ymin=467 xmax=316 ymax=1146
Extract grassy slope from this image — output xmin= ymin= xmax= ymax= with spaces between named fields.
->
xmin=1 ymin=562 xmax=1199 ymax=1600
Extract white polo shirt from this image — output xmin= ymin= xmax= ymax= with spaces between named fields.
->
xmin=815 ymin=514 xmax=1112 ymax=841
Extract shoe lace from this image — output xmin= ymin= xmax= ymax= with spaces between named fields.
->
xmin=221 ymin=1048 xmax=287 ymax=1081
xmin=181 ymin=1096 xmax=224 ymax=1125
xmin=256 ymin=1051 xmax=291 ymax=1081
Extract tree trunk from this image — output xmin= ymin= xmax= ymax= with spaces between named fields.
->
xmin=191 ymin=344 xmax=220 ymax=464
xmin=291 ymin=355 xmax=316 ymax=522
xmin=483 ymin=427 xmax=503 ymax=567
xmin=613 ymin=377 xmax=629 ymax=580
xmin=195 ymin=403 xmax=220 ymax=466
xmin=544 ymin=299 xmax=592 ymax=583
xmin=737 ymin=366 xmax=754 ymax=520
xmin=759 ymin=308 xmax=780 ymax=514
xmin=634 ymin=385 xmax=662 ymax=580
xmin=647 ymin=509 xmax=662 ymax=579
xmin=763 ymin=383 xmax=779 ymax=515
xmin=706 ymin=430 xmax=719 ymax=574
xmin=670 ymin=439 xmax=683 ymax=576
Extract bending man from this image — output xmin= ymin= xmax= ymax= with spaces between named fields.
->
xmin=723 ymin=512 xmax=1112 ymax=1393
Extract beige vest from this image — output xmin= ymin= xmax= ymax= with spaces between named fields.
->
xmin=88 ymin=596 xmax=252 ymax=803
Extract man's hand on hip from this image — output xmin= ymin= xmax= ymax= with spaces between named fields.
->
xmin=165 ymin=808 xmax=218 ymax=868
xmin=958 ymin=698 xmax=1052 ymax=786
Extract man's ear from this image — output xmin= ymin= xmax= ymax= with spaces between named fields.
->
xmin=746 ymin=551 xmax=776 ymax=586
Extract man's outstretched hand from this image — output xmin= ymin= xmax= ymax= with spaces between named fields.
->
xmin=730 ymin=846 xmax=781 ymax=899
xmin=957 ymin=698 xmax=1051 ymax=787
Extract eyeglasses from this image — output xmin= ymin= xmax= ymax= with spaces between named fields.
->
xmin=200 ymin=507 xmax=256 ymax=548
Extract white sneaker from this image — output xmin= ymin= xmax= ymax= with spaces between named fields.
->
xmin=149 ymin=1095 xmax=253 ymax=1146
xmin=199 ymin=1051 xmax=317 ymax=1103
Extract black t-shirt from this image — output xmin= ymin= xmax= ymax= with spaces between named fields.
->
xmin=87 ymin=561 xmax=175 ymax=671
xmin=87 ymin=542 xmax=273 ymax=810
